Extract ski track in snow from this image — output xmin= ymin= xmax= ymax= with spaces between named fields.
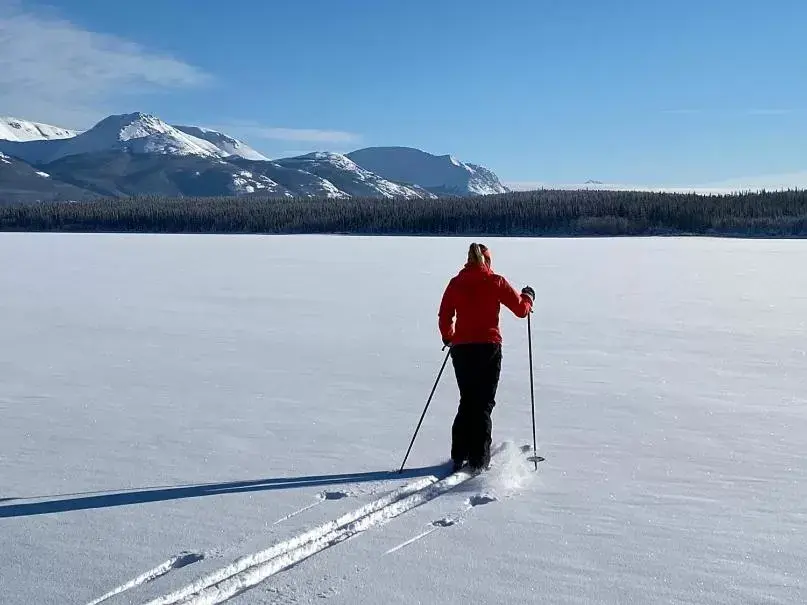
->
xmin=272 ymin=500 xmax=324 ymax=526
xmin=84 ymin=552 xmax=205 ymax=605
xmin=139 ymin=476 xmax=437 ymax=605
xmin=171 ymin=473 xmax=483 ymax=604
xmin=384 ymin=527 xmax=440 ymax=555
xmin=134 ymin=445 xmax=521 ymax=605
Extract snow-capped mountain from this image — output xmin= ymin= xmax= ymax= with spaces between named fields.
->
xmin=275 ymin=152 xmax=435 ymax=199
xmin=0 ymin=112 xmax=230 ymax=164
xmin=0 ymin=112 xmax=508 ymax=202
xmin=44 ymin=113 xmax=230 ymax=162
xmin=0 ymin=117 xmax=80 ymax=142
xmin=0 ymin=114 xmax=272 ymax=164
xmin=347 ymin=147 xmax=508 ymax=196
xmin=173 ymin=126 xmax=269 ymax=161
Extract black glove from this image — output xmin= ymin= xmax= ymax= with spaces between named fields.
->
xmin=442 ymin=337 xmax=452 ymax=347
xmin=522 ymin=286 xmax=535 ymax=302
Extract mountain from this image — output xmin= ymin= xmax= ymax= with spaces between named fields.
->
xmin=0 ymin=114 xmax=272 ymax=165
xmin=274 ymin=152 xmax=435 ymax=199
xmin=346 ymin=147 xmax=508 ymax=196
xmin=38 ymin=151 xmax=377 ymax=199
xmin=0 ymin=117 xmax=80 ymax=142
xmin=0 ymin=112 xmax=228 ymax=164
xmin=35 ymin=152 xmax=429 ymax=200
xmin=39 ymin=152 xmax=291 ymax=198
xmin=173 ymin=126 xmax=269 ymax=161
xmin=0 ymin=112 xmax=507 ymax=202
xmin=47 ymin=113 xmax=229 ymax=162
xmin=0 ymin=152 xmax=94 ymax=204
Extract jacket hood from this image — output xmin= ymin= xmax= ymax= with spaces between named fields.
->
xmin=459 ymin=262 xmax=493 ymax=280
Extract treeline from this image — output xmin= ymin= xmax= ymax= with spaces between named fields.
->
xmin=1 ymin=188 xmax=807 ymax=237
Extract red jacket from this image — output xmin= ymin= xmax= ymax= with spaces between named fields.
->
xmin=439 ymin=263 xmax=532 ymax=345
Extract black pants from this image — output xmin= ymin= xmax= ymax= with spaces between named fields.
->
xmin=450 ymin=343 xmax=502 ymax=467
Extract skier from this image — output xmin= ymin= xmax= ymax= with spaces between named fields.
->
xmin=438 ymin=242 xmax=534 ymax=472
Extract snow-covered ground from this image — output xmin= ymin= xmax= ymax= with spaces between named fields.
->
xmin=1 ymin=234 xmax=805 ymax=605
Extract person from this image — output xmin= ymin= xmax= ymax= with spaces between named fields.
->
xmin=438 ymin=242 xmax=534 ymax=472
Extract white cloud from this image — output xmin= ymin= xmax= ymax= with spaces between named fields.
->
xmin=215 ymin=122 xmax=361 ymax=144
xmin=0 ymin=2 xmax=210 ymax=128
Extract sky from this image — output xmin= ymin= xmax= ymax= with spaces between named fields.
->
xmin=1 ymin=0 xmax=805 ymax=189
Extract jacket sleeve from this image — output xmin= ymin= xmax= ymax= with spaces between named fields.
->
xmin=438 ymin=279 xmax=457 ymax=342
xmin=498 ymin=275 xmax=532 ymax=318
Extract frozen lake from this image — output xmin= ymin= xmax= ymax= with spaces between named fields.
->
xmin=1 ymin=233 xmax=805 ymax=604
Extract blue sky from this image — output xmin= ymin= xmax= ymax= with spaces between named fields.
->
xmin=1 ymin=0 xmax=805 ymax=188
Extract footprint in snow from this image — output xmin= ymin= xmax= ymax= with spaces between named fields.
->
xmin=432 ymin=517 xmax=459 ymax=527
xmin=318 ymin=490 xmax=350 ymax=501
xmin=172 ymin=551 xmax=206 ymax=568
xmin=468 ymin=494 xmax=497 ymax=507
xmin=273 ymin=490 xmax=351 ymax=525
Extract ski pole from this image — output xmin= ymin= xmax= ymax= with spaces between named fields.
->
xmin=527 ymin=311 xmax=541 ymax=471
xmin=397 ymin=345 xmax=451 ymax=473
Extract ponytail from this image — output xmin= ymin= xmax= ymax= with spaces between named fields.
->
xmin=467 ymin=242 xmax=489 ymax=266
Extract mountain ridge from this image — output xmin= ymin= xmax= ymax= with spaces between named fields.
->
xmin=0 ymin=117 xmax=80 ymax=143
xmin=346 ymin=146 xmax=508 ymax=196
xmin=0 ymin=112 xmax=506 ymax=202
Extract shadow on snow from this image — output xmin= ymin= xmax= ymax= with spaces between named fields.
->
xmin=0 ymin=463 xmax=451 ymax=519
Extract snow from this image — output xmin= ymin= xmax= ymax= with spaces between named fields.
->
xmin=35 ymin=171 xmax=50 ymax=178
xmin=347 ymin=147 xmax=508 ymax=196
xmin=0 ymin=152 xmax=10 ymax=164
xmin=1 ymin=234 xmax=805 ymax=605
xmin=229 ymin=171 xmax=282 ymax=195
xmin=0 ymin=116 xmax=80 ymax=142
xmin=232 ymin=180 xmax=256 ymax=193
xmin=173 ymin=126 xmax=270 ymax=162
xmin=318 ymin=178 xmax=348 ymax=199
xmin=285 ymin=171 xmax=347 ymax=199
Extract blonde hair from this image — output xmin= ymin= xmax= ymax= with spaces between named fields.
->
xmin=467 ymin=242 xmax=488 ymax=266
